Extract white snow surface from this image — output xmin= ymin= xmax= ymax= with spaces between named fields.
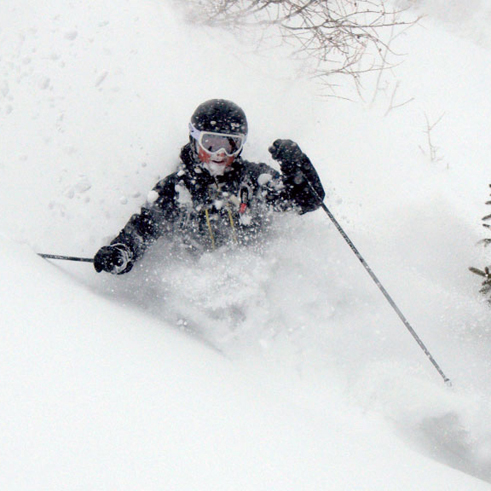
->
xmin=1 ymin=0 xmax=491 ymax=489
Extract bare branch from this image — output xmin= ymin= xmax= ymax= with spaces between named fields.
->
xmin=383 ymin=81 xmax=414 ymax=116
xmin=420 ymin=112 xmax=445 ymax=163
xmin=183 ymin=0 xmax=418 ymax=93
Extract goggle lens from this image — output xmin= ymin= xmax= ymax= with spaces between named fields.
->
xmin=200 ymin=133 xmax=244 ymax=156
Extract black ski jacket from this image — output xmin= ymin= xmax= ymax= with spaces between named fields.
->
xmin=109 ymin=143 xmax=325 ymax=260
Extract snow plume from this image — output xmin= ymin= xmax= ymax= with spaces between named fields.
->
xmin=90 ymin=204 xmax=491 ymax=485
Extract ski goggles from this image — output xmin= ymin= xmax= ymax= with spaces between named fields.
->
xmin=189 ymin=123 xmax=246 ymax=157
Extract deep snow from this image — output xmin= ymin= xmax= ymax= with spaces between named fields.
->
xmin=1 ymin=0 xmax=491 ymax=488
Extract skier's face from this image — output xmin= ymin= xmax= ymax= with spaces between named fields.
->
xmin=190 ymin=125 xmax=245 ymax=176
xmin=195 ymin=140 xmax=237 ymax=176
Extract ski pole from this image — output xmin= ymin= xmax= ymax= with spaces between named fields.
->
xmin=304 ymin=177 xmax=451 ymax=386
xmin=38 ymin=253 xmax=94 ymax=263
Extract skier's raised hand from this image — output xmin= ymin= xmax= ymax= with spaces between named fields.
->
xmin=268 ymin=139 xmax=306 ymax=174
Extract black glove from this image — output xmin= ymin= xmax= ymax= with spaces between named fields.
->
xmin=269 ymin=138 xmax=325 ymax=213
xmin=93 ymin=244 xmax=133 ymax=275
xmin=268 ymin=139 xmax=307 ymax=175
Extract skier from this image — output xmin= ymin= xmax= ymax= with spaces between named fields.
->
xmin=93 ymin=99 xmax=325 ymax=274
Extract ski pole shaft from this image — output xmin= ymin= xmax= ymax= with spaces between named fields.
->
xmin=319 ymin=202 xmax=451 ymax=386
xmin=303 ymin=176 xmax=451 ymax=386
xmin=38 ymin=253 xmax=94 ymax=263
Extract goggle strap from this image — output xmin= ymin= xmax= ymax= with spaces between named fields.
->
xmin=189 ymin=122 xmax=201 ymax=141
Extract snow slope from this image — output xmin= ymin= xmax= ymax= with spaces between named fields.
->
xmin=1 ymin=0 xmax=491 ymax=488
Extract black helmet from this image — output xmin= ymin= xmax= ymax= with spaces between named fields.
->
xmin=190 ymin=99 xmax=248 ymax=136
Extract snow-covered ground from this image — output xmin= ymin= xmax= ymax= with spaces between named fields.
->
xmin=1 ymin=0 xmax=491 ymax=488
